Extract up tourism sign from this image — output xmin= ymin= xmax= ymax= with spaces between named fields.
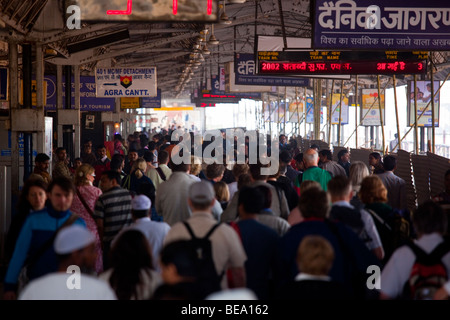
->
xmin=313 ymin=0 xmax=450 ymax=50
xmin=95 ymin=67 xmax=157 ymax=97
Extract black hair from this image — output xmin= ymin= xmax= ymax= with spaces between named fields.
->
xmin=160 ymin=241 xmax=198 ymax=279
xmin=110 ymin=154 xmax=124 ymax=172
xmin=337 ymin=149 xmax=349 ymax=161
xmin=254 ymin=185 xmax=272 ymax=209
xmin=310 ymin=144 xmax=320 ymax=150
xmin=238 ymin=186 xmax=265 ymax=214
xmin=413 ymin=200 xmax=447 ymax=235
xmin=382 ymin=155 xmax=397 ymax=171
xmin=319 ymin=149 xmax=332 ymax=161
xmin=143 ymin=150 xmax=154 ymax=163
xmin=35 ymin=153 xmax=50 ymax=163
xmin=48 ymin=176 xmax=75 ymax=194
xmin=279 ymin=150 xmax=293 ymax=164
xmin=109 ymin=230 xmax=154 ymax=300
xmin=101 ymin=170 xmax=122 ymax=185
xmin=148 ymin=141 xmax=156 ymax=151
xmin=294 ymin=153 xmax=304 ymax=163
xmin=369 ymin=152 xmax=382 ymax=160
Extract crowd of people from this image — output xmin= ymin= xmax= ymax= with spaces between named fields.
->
xmin=1 ymin=128 xmax=450 ymax=300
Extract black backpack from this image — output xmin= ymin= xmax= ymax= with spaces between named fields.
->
xmin=183 ymin=221 xmax=224 ymax=298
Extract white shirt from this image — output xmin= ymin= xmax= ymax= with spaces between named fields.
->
xmin=381 ymin=233 xmax=450 ymax=299
xmin=228 ymin=181 xmax=238 ymax=201
xmin=332 ymin=201 xmax=383 ymax=251
xmin=164 ymin=211 xmax=247 ymax=289
xmin=19 ymin=273 xmax=117 ymax=300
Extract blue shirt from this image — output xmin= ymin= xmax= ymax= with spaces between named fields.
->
xmin=4 ymin=206 xmax=85 ymax=291
xmin=277 ymin=219 xmax=380 ymax=295
xmin=236 ymin=219 xmax=280 ymax=299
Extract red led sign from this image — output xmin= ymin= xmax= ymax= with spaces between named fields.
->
xmin=258 ymin=60 xmax=426 ymax=75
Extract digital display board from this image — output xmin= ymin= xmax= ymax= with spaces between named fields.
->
xmin=257 ymin=51 xmax=427 ymax=75
xmin=258 ymin=60 xmax=426 ymax=75
xmin=65 ymin=0 xmax=219 ymax=22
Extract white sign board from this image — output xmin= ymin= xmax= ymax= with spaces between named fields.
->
xmin=95 ymin=67 xmax=157 ymax=97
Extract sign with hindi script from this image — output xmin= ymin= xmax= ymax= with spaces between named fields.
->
xmin=313 ymin=0 xmax=450 ymax=50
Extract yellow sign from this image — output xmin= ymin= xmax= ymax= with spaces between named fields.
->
xmin=361 ymin=89 xmax=385 ymax=126
xmin=19 ymin=80 xmax=47 ymax=106
xmin=120 ymin=97 xmax=140 ymax=109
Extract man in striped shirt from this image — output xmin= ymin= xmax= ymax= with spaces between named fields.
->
xmin=94 ymin=170 xmax=132 ymax=269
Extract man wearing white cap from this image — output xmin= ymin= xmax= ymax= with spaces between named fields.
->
xmin=19 ymin=225 xmax=117 ymax=300
xmin=164 ymin=181 xmax=247 ymax=290
xmin=113 ymin=194 xmax=170 ymax=272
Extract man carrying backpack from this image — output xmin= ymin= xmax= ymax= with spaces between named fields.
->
xmin=163 ymin=181 xmax=247 ymax=293
xmin=380 ymin=201 xmax=450 ymax=300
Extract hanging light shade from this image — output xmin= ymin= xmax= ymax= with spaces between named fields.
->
xmin=208 ymin=24 xmax=220 ymax=45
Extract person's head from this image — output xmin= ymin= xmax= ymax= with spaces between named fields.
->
xmin=136 ymin=182 xmax=156 ymax=208
xmin=303 ymin=148 xmax=319 ymax=168
xmin=254 ymin=185 xmax=272 ymax=209
xmin=100 ymin=170 xmax=121 ymax=192
xmin=158 ymin=150 xmax=169 ymax=165
xmin=74 ymin=164 xmax=95 ymax=187
xmin=279 ymin=150 xmax=293 ymax=165
xmin=114 ymin=133 xmax=123 ymax=142
xmin=237 ymin=173 xmax=252 ymax=190
xmin=54 ymin=225 xmax=97 ymax=272
xmin=131 ymin=194 xmax=151 ymax=220
xmin=148 ymin=141 xmax=157 ymax=151
xmin=109 ymin=229 xmax=154 ymax=300
xmin=188 ymin=181 xmax=216 ymax=212
xmin=310 ymin=144 xmax=320 ymax=152
xmin=20 ymin=178 xmax=48 ymax=211
xmin=445 ymin=169 xmax=450 ymax=193
xmin=318 ymin=149 xmax=332 ymax=163
xmin=55 ymin=147 xmax=67 ymax=162
xmin=412 ymin=200 xmax=447 ymax=237
xmin=206 ymin=163 xmax=225 ymax=182
xmin=110 ymin=154 xmax=125 ymax=172
xmin=189 ymin=157 xmax=202 ymax=176
xmin=34 ymin=153 xmax=50 ymax=172
xmin=383 ymin=155 xmax=397 ymax=172
xmin=294 ymin=153 xmax=304 ymax=171
xmin=170 ymin=159 xmax=191 ymax=173
xmin=96 ymin=145 xmax=107 ymax=158
xmin=248 ymin=161 xmax=269 ymax=181
xmin=237 ymin=186 xmax=265 ymax=218
xmin=160 ymin=240 xmax=198 ymax=285
xmin=298 ymin=188 xmax=330 ymax=219
xmin=47 ymin=177 xmax=76 ymax=212
xmin=368 ymin=152 xmax=382 ymax=167
xmin=213 ymin=181 xmax=229 ymax=203
xmin=128 ymin=149 xmax=139 ymax=162
xmin=83 ymin=143 xmax=92 ymax=155
xmin=143 ymin=150 xmax=154 ymax=164
xmin=349 ymin=161 xmax=370 ymax=191
xmin=327 ymin=176 xmax=353 ymax=203
xmin=231 ymin=163 xmax=249 ymax=180
xmin=279 ymin=134 xmax=287 ymax=145
xmin=132 ymin=158 xmax=147 ymax=174
xmin=296 ymin=235 xmax=335 ymax=276
xmin=299 ymin=180 xmax=322 ymax=195
xmin=338 ymin=149 xmax=350 ymax=163
xmin=73 ymin=158 xmax=82 ymax=170
xmin=358 ymin=175 xmax=388 ymax=204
